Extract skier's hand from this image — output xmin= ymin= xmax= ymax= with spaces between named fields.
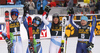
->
xmin=87 ymin=42 xmax=94 ymax=51
xmin=44 ymin=5 xmax=51 ymax=13
xmin=28 ymin=42 xmax=34 ymax=52
xmin=7 ymin=42 xmax=13 ymax=51
xmin=5 ymin=38 xmax=13 ymax=51
xmin=67 ymin=8 xmax=74 ymax=14
xmin=23 ymin=3 xmax=29 ymax=16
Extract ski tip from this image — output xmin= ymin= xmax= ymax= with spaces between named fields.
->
xmin=61 ymin=40 xmax=64 ymax=43
xmin=5 ymin=11 xmax=9 ymax=17
xmin=27 ymin=16 xmax=32 ymax=20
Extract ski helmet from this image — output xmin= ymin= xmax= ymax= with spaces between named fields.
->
xmin=11 ymin=9 xmax=19 ymax=17
xmin=52 ymin=13 xmax=59 ymax=19
xmin=52 ymin=13 xmax=60 ymax=25
xmin=33 ymin=16 xmax=41 ymax=25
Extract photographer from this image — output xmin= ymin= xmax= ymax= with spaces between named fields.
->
xmin=27 ymin=0 xmax=35 ymax=15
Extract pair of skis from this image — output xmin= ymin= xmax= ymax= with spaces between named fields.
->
xmin=60 ymin=17 xmax=67 ymax=53
xmin=88 ymin=16 xmax=96 ymax=53
xmin=27 ymin=16 xmax=34 ymax=53
xmin=5 ymin=11 xmax=11 ymax=53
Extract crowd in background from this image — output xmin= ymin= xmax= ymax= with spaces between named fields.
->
xmin=24 ymin=0 xmax=100 ymax=14
xmin=1 ymin=0 xmax=100 ymax=14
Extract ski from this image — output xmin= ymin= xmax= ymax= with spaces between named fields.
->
xmin=88 ymin=16 xmax=96 ymax=53
xmin=61 ymin=17 xmax=67 ymax=53
xmin=5 ymin=11 xmax=10 ymax=39
xmin=27 ymin=16 xmax=34 ymax=53
xmin=5 ymin=11 xmax=11 ymax=53
xmin=89 ymin=16 xmax=96 ymax=43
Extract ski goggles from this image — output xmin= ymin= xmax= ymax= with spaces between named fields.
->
xmin=11 ymin=12 xmax=19 ymax=16
xmin=33 ymin=20 xmax=40 ymax=25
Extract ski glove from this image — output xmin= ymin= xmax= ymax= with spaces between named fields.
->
xmin=67 ymin=8 xmax=74 ymax=14
xmin=44 ymin=5 xmax=51 ymax=13
xmin=23 ymin=3 xmax=29 ymax=16
xmin=5 ymin=38 xmax=13 ymax=51
xmin=87 ymin=42 xmax=94 ymax=51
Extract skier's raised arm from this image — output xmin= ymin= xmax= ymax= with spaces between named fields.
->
xmin=22 ymin=3 xmax=30 ymax=32
xmin=87 ymin=24 xmax=96 ymax=52
xmin=70 ymin=15 xmax=79 ymax=31
xmin=67 ymin=8 xmax=79 ymax=30
xmin=42 ymin=6 xmax=52 ymax=29
xmin=23 ymin=16 xmax=29 ymax=32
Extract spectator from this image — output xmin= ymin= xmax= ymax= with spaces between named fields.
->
xmin=67 ymin=0 xmax=73 ymax=8
xmin=96 ymin=0 xmax=100 ymax=14
xmin=77 ymin=4 xmax=82 ymax=8
xmin=48 ymin=0 xmax=56 ymax=7
xmin=84 ymin=5 xmax=90 ymax=14
xmin=64 ymin=0 xmax=68 ymax=7
xmin=59 ymin=2 xmax=64 ymax=7
xmin=28 ymin=0 xmax=35 ymax=15
xmin=56 ymin=4 xmax=61 ymax=7
xmin=37 ymin=0 xmax=48 ymax=14
xmin=34 ymin=1 xmax=37 ymax=9
xmin=48 ymin=0 xmax=51 ymax=4
xmin=89 ymin=1 xmax=95 ymax=14
xmin=73 ymin=4 xmax=76 ymax=8
xmin=15 ymin=0 xmax=21 ymax=5
xmin=7 ymin=0 xmax=14 ymax=5
xmin=24 ymin=0 xmax=28 ymax=4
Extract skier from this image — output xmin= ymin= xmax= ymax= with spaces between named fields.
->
xmin=23 ymin=8 xmax=44 ymax=53
xmin=70 ymin=15 xmax=95 ymax=53
xmin=42 ymin=6 xmax=69 ymax=53
xmin=2 ymin=9 xmax=23 ymax=53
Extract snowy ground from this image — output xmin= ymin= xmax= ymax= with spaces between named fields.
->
xmin=0 ymin=24 xmax=100 ymax=53
xmin=0 ymin=36 xmax=100 ymax=53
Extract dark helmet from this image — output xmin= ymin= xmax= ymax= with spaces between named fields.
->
xmin=52 ymin=13 xmax=60 ymax=25
xmin=11 ymin=9 xmax=19 ymax=17
xmin=33 ymin=16 xmax=42 ymax=25
xmin=52 ymin=13 xmax=59 ymax=19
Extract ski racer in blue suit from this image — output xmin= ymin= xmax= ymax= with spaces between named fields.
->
xmin=23 ymin=15 xmax=44 ymax=53
xmin=70 ymin=15 xmax=95 ymax=53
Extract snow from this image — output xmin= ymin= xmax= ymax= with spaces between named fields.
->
xmin=0 ymin=36 xmax=100 ymax=53
xmin=0 ymin=18 xmax=100 ymax=53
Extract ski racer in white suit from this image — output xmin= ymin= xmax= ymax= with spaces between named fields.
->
xmin=2 ymin=9 xmax=23 ymax=53
xmin=42 ymin=6 xmax=70 ymax=53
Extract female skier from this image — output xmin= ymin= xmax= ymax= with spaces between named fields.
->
xmin=42 ymin=6 xmax=69 ymax=53
xmin=23 ymin=12 xmax=44 ymax=53
xmin=70 ymin=15 xmax=95 ymax=53
xmin=2 ymin=9 xmax=23 ymax=53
